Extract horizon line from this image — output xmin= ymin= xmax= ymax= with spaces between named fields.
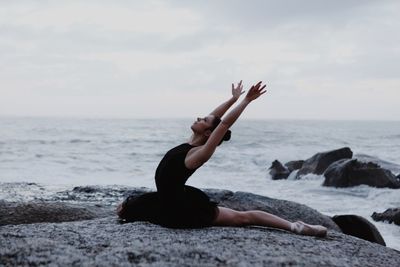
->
xmin=0 ymin=114 xmax=399 ymax=123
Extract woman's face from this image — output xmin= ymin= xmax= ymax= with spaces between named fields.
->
xmin=191 ymin=115 xmax=215 ymax=135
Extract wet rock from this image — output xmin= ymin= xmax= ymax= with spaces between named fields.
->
xmin=332 ymin=215 xmax=386 ymax=246
xmin=268 ymin=160 xmax=291 ymax=180
xmin=372 ymin=208 xmax=400 ymax=226
xmin=0 ymin=200 xmax=113 ymax=225
xmin=297 ymin=147 xmax=353 ymax=178
xmin=285 ymin=160 xmax=305 ymax=172
xmin=323 ymin=159 xmax=400 ymax=188
xmin=354 ymin=154 xmax=400 ymax=175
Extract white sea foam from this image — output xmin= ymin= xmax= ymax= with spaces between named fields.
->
xmin=0 ymin=117 xmax=399 ymax=250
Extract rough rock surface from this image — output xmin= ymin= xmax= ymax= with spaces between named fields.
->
xmin=332 ymin=215 xmax=386 ymax=245
xmin=268 ymin=160 xmax=290 ymax=180
xmin=0 ymin=200 xmax=113 ymax=225
xmin=1 ymin=218 xmax=400 ymax=267
xmin=323 ymin=159 xmax=400 ymax=188
xmin=1 ymin=187 xmax=398 ymax=266
xmin=297 ymin=147 xmax=353 ymax=178
xmin=372 ymin=208 xmax=400 ymax=226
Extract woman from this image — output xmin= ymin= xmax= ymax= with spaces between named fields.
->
xmin=118 ymin=81 xmax=327 ymax=237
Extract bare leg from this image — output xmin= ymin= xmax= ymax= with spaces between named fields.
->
xmin=213 ymin=207 xmax=327 ymax=237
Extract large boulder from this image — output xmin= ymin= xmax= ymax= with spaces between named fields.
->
xmin=285 ymin=160 xmax=305 ymax=172
xmin=332 ymin=215 xmax=386 ymax=246
xmin=296 ymin=147 xmax=353 ymax=178
xmin=354 ymin=154 xmax=400 ymax=175
xmin=268 ymin=160 xmax=291 ymax=180
xmin=1 ymin=187 xmax=397 ymax=266
xmin=1 ymin=217 xmax=399 ymax=266
xmin=323 ymin=159 xmax=400 ymax=188
xmin=372 ymin=208 xmax=400 ymax=226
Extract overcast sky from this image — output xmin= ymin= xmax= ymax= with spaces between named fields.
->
xmin=1 ymin=0 xmax=399 ymax=120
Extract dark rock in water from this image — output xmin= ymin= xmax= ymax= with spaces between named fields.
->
xmin=297 ymin=147 xmax=353 ymax=178
xmin=285 ymin=160 xmax=305 ymax=172
xmin=323 ymin=159 xmax=400 ymax=188
xmin=268 ymin=160 xmax=291 ymax=180
xmin=372 ymin=208 xmax=400 ymax=226
xmin=354 ymin=153 xmax=400 ymax=175
xmin=0 ymin=200 xmax=113 ymax=225
xmin=332 ymin=215 xmax=386 ymax=246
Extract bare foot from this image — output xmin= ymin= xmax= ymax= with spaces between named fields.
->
xmin=291 ymin=221 xmax=327 ymax=237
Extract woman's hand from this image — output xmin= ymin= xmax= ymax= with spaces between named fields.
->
xmin=244 ymin=81 xmax=267 ymax=103
xmin=232 ymin=80 xmax=245 ymax=101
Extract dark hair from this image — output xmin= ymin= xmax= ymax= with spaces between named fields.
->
xmin=210 ymin=116 xmax=231 ymax=146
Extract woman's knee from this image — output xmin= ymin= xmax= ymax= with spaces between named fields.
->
xmin=213 ymin=207 xmax=251 ymax=226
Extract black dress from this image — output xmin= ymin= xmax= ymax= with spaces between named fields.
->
xmin=119 ymin=143 xmax=219 ymax=228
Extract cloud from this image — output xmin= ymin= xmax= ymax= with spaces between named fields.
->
xmin=0 ymin=0 xmax=399 ymax=120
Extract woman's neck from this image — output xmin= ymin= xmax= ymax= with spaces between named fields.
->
xmin=188 ymin=134 xmax=206 ymax=147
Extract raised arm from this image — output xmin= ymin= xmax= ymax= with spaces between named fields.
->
xmin=209 ymin=81 xmax=244 ymax=118
xmin=185 ymin=81 xmax=267 ymax=169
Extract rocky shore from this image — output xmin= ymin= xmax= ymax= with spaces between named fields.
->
xmin=268 ymin=147 xmax=400 ymax=189
xmin=1 ymin=186 xmax=399 ymax=266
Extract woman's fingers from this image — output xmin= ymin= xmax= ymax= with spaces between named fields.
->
xmin=258 ymin=84 xmax=267 ymax=96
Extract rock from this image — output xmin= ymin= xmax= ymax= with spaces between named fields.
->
xmin=323 ymin=159 xmax=400 ymax=188
xmin=1 ymin=217 xmax=400 ymax=266
xmin=268 ymin=160 xmax=291 ymax=180
xmin=297 ymin=147 xmax=353 ymax=178
xmin=332 ymin=215 xmax=386 ymax=246
xmin=354 ymin=154 xmax=400 ymax=175
xmin=0 ymin=200 xmax=113 ymax=225
xmin=285 ymin=160 xmax=305 ymax=172
xmin=372 ymin=208 xmax=400 ymax=226
xmin=1 ymin=187 xmax=398 ymax=266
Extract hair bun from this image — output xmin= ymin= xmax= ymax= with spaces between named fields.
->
xmin=223 ymin=130 xmax=231 ymax=141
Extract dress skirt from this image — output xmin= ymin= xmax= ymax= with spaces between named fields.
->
xmin=119 ymin=185 xmax=219 ymax=229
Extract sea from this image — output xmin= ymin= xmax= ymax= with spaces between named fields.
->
xmin=1 ymin=117 xmax=399 ymax=251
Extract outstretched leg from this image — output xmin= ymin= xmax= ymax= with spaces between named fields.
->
xmin=212 ymin=207 xmax=327 ymax=237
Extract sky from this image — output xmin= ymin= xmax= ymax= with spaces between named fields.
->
xmin=0 ymin=0 xmax=399 ymax=120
